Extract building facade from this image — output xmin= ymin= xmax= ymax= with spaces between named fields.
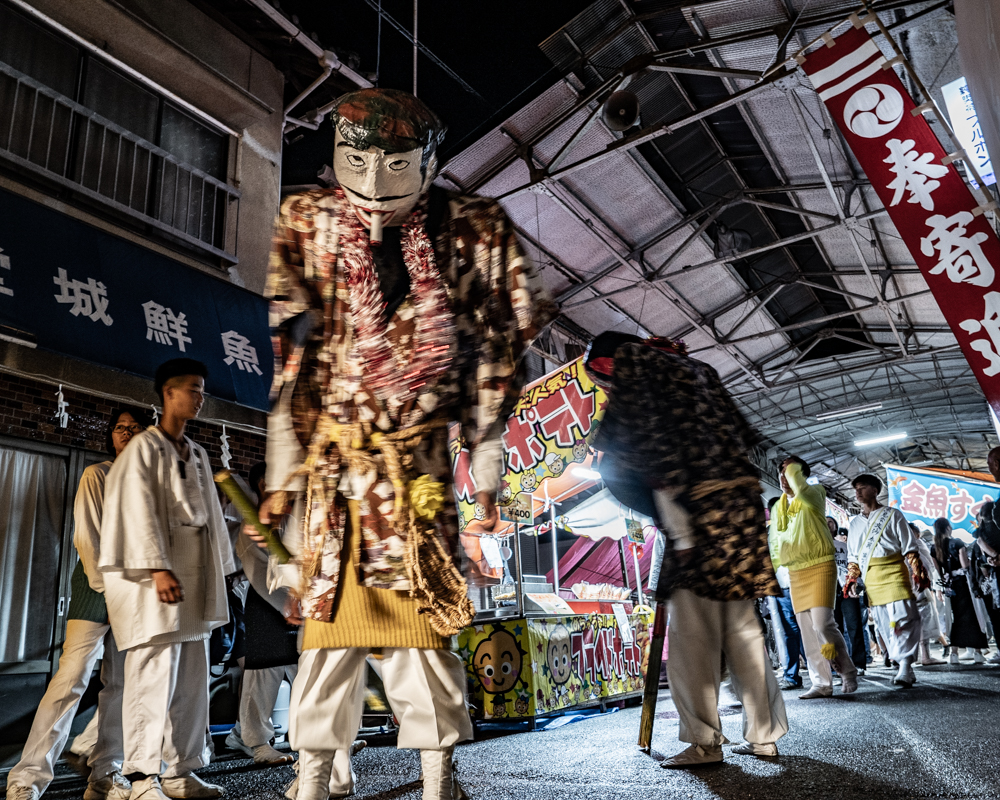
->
xmin=0 ymin=0 xmax=364 ymax=746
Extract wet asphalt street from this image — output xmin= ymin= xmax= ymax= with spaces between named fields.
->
xmin=27 ymin=657 xmax=1000 ymax=800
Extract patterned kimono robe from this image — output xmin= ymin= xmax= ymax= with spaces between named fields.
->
xmin=267 ymin=187 xmax=553 ymax=636
xmin=593 ymin=343 xmax=780 ymax=603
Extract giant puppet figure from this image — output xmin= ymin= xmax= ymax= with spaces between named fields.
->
xmin=262 ymin=89 xmax=554 ymax=800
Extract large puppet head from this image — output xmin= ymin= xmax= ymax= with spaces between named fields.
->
xmin=331 ymin=88 xmax=446 ymax=244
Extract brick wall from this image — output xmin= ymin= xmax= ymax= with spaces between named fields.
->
xmin=0 ymin=372 xmax=266 ymax=479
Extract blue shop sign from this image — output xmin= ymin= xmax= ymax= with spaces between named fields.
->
xmin=0 ymin=188 xmax=271 ymax=410
xmin=886 ymin=464 xmax=998 ymax=541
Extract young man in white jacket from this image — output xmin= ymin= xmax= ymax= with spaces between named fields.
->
xmin=100 ymin=359 xmax=235 ymax=800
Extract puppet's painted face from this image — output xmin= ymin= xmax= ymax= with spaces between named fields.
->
xmin=473 ymin=630 xmax=522 ymax=694
xmin=333 ymin=129 xmax=426 ymax=232
xmin=547 ymin=625 xmax=572 ymax=685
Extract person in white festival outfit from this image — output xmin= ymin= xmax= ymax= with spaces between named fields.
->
xmin=5 ymin=409 xmax=151 ymax=800
xmin=845 ymin=473 xmax=930 ymax=688
xmin=99 ymin=359 xmax=235 ymax=800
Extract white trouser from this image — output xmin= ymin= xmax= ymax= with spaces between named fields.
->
xmin=666 ymin=590 xmax=788 ymax=747
xmin=122 ymin=639 xmax=210 ymax=777
xmin=795 ymin=606 xmax=857 ymax=689
xmin=70 ymin=711 xmax=100 ymax=757
xmin=871 ymin=599 xmax=921 ymax=664
xmin=7 ymin=620 xmax=125 ymax=793
xmin=239 ymin=664 xmax=297 ymax=748
xmin=916 ymin=590 xmax=940 ymax=641
xmin=289 ymin=647 xmax=472 ymax=798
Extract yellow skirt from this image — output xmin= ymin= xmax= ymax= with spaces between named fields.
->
xmin=301 ymin=501 xmax=450 ymax=651
xmin=865 ymin=555 xmax=914 ymax=606
xmin=788 ymin=559 xmax=837 ymax=614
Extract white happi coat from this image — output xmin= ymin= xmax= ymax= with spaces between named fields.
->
xmin=74 ymin=461 xmax=112 ymax=592
xmin=99 ymin=428 xmax=235 ymax=650
xmin=847 ymin=506 xmax=918 ymax=577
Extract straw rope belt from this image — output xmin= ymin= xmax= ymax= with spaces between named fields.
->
xmin=292 ymin=415 xmax=474 ymax=636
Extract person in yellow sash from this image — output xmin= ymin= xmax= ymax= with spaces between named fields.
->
xmin=845 ymin=473 xmax=930 ymax=687
xmin=770 ymin=456 xmax=858 ymax=698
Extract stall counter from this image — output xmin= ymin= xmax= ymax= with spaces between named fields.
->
xmin=458 ymin=608 xmax=655 ymax=722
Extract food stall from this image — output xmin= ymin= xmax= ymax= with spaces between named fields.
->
xmin=451 ymin=356 xmax=657 ymax=724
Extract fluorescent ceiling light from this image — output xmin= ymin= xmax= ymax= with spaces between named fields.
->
xmin=572 ymin=467 xmax=602 ymax=481
xmin=907 ymin=460 xmax=934 ymax=467
xmin=816 ymin=402 xmax=883 ymax=421
xmin=854 ymin=432 xmax=907 ymax=447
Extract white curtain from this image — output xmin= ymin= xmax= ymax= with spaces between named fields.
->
xmin=0 ymin=447 xmax=66 ymax=662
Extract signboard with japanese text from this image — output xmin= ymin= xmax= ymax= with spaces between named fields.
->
xmin=458 ymin=611 xmax=653 ymax=720
xmin=450 ymin=357 xmax=608 ymax=533
xmin=800 ymin=23 xmax=1000 ymax=418
xmin=886 ymin=464 xmax=998 ymax=539
xmin=500 ymin=357 xmax=607 ymax=506
xmin=942 ymin=76 xmax=995 ymax=187
xmin=0 ymin=188 xmax=271 ymax=409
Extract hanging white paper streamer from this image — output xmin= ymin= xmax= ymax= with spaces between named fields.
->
xmin=55 ymin=384 xmax=69 ymax=428
xmin=220 ymin=424 xmax=232 ymax=469
xmin=150 ymin=404 xmax=159 ymax=426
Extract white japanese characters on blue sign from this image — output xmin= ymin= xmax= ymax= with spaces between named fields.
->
xmin=0 ymin=188 xmax=271 ymax=410
xmin=942 ymin=76 xmax=996 ymax=188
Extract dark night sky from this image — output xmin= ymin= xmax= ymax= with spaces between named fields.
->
xmin=280 ymin=0 xmax=592 ymax=185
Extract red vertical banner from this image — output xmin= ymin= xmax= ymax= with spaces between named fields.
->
xmin=801 ymin=23 xmax=1000 ymax=416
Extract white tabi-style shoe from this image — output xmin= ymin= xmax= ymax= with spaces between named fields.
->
xmin=129 ymin=777 xmax=170 ymax=800
xmin=225 ymin=731 xmax=294 ymax=765
xmin=731 ymin=742 xmax=778 ymax=757
xmin=798 ymin=686 xmax=833 ymax=699
xmin=660 ymin=744 xmax=724 ymax=768
xmin=160 ymin=773 xmax=224 ymax=799
xmin=949 ymin=651 xmax=960 ymax=665
xmin=419 ymin=749 xmax=468 ymax=800
xmin=85 ymin=772 xmax=132 ymax=800
xmin=4 ymin=785 xmax=39 ymax=800
xmin=892 ymin=662 xmax=916 ymax=687
xmin=973 ymin=650 xmax=986 ymax=664
xmin=988 ymin=651 xmax=1000 ymax=664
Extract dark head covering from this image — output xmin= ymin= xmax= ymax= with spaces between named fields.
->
xmin=584 ymin=331 xmax=687 ymax=388
xmin=154 ymin=358 xmax=208 ymax=399
xmin=583 ymin=331 xmax=643 ymax=388
xmin=333 ymin=88 xmax=446 ymax=171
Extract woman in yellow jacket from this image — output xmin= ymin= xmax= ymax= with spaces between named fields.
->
xmin=770 ymin=456 xmax=858 ymax=698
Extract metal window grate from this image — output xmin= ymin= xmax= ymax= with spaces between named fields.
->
xmin=0 ymin=60 xmax=240 ymax=263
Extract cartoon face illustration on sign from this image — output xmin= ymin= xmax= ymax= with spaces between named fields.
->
xmin=514 ymin=692 xmax=530 ymax=716
xmin=545 ymin=453 xmax=566 ymax=477
xmin=473 ymin=502 xmax=486 ymax=520
xmin=498 ymin=480 xmax=513 ymax=505
xmin=547 ymin=624 xmax=572 ymax=686
xmin=472 ymin=630 xmax=522 ymax=695
xmin=520 ymin=471 xmax=537 ymax=492
xmin=572 ymin=438 xmax=588 ymax=463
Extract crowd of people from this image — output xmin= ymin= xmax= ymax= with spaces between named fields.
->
xmin=765 ymin=453 xmax=1000 ymax=701
xmin=5 ymin=85 xmax=1000 ymax=800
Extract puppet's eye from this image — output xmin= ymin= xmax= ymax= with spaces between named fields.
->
xmin=346 ymin=154 xmax=365 ymax=167
xmin=388 ymin=159 xmax=409 ymax=171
